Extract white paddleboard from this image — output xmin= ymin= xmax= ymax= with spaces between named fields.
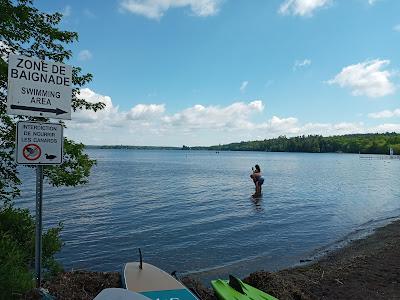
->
xmin=94 ymin=288 xmax=151 ymax=300
xmin=123 ymin=262 xmax=198 ymax=300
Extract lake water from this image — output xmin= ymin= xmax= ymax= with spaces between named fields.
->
xmin=17 ymin=150 xmax=400 ymax=282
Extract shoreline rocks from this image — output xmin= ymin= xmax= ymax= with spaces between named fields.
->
xmin=24 ymin=219 xmax=400 ymax=299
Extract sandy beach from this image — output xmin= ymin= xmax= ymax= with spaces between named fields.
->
xmin=243 ymin=217 xmax=400 ymax=299
xmin=187 ymin=218 xmax=400 ymax=300
xmin=26 ymin=218 xmax=400 ymax=300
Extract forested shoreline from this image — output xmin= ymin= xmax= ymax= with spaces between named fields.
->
xmin=88 ymin=133 xmax=400 ymax=155
xmin=201 ymin=133 xmax=400 ymax=154
xmin=85 ymin=145 xmax=179 ymax=150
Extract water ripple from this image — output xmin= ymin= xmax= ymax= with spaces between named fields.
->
xmin=15 ymin=150 xmax=400 ymax=278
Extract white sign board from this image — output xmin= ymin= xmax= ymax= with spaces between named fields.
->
xmin=7 ymin=54 xmax=72 ymax=119
xmin=16 ymin=121 xmax=63 ymax=165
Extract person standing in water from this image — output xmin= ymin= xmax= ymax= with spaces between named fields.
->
xmin=250 ymin=164 xmax=264 ymax=197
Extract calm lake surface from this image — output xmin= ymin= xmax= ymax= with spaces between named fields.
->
xmin=17 ymin=150 xmax=400 ymax=281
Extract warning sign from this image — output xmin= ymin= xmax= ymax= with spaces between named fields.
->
xmin=22 ymin=144 xmax=42 ymax=160
xmin=16 ymin=121 xmax=63 ymax=165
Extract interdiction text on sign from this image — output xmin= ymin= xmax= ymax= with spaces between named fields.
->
xmin=16 ymin=121 xmax=64 ymax=165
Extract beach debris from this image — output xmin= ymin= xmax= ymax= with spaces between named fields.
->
xmin=334 ymin=279 xmax=344 ymax=285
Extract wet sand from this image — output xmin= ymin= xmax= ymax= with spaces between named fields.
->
xmin=185 ymin=218 xmax=400 ymax=299
xmin=25 ymin=219 xmax=400 ymax=299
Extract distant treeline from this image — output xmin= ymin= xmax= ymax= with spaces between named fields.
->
xmin=193 ymin=133 xmax=400 ymax=154
xmin=85 ymin=145 xmax=180 ymax=150
xmin=86 ymin=133 xmax=400 ymax=155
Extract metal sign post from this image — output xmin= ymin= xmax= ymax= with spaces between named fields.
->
xmin=35 ymin=165 xmax=43 ymax=287
xmin=15 ymin=121 xmax=64 ymax=287
xmin=7 ymin=54 xmax=71 ymax=289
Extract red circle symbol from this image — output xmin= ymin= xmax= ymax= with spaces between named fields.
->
xmin=23 ymin=144 xmax=41 ymax=161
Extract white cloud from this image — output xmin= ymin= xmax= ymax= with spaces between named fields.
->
xmin=70 ymin=89 xmax=265 ymax=131
xmin=63 ymin=5 xmax=72 ymax=17
xmin=368 ymin=109 xmax=400 ymax=119
xmin=257 ymin=119 xmax=366 ymax=136
xmin=393 ymin=24 xmax=400 ymax=32
xmin=119 ymin=0 xmax=222 ymax=20
xmin=371 ymin=123 xmax=400 ymax=132
xmin=260 ymin=116 xmax=300 ymax=133
xmin=332 ymin=122 xmax=364 ymax=133
xmin=328 ymin=59 xmax=396 ymax=98
xmin=162 ymin=100 xmax=264 ymax=130
xmin=83 ymin=9 xmax=96 ymax=18
xmin=249 ymin=100 xmax=264 ymax=111
xmin=294 ymin=59 xmax=311 ymax=71
xmin=240 ymin=81 xmax=248 ymax=93
xmin=279 ymin=0 xmax=331 ymax=17
xmin=78 ymin=50 xmax=93 ymax=61
xmin=368 ymin=0 xmax=378 ymax=5
xmin=66 ymin=89 xmax=400 ymax=146
xmin=67 ymin=90 xmax=269 ymax=144
xmin=72 ymin=88 xmax=122 ymax=127
xmin=127 ymin=104 xmax=165 ymax=120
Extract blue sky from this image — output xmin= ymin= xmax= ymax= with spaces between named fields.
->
xmin=36 ymin=0 xmax=400 ymax=146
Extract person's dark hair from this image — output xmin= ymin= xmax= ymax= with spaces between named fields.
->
xmin=255 ymin=164 xmax=260 ymax=172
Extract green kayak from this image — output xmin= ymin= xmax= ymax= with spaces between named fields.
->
xmin=211 ymin=275 xmax=278 ymax=300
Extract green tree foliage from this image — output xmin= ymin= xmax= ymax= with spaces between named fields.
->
xmin=0 ymin=233 xmax=34 ymax=299
xmin=0 ymin=0 xmax=105 ymax=204
xmin=202 ymin=133 xmax=400 ymax=155
xmin=0 ymin=206 xmax=63 ymax=299
xmin=0 ymin=0 xmax=105 ymax=297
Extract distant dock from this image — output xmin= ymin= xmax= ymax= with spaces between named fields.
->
xmin=359 ymin=154 xmax=400 ymax=160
